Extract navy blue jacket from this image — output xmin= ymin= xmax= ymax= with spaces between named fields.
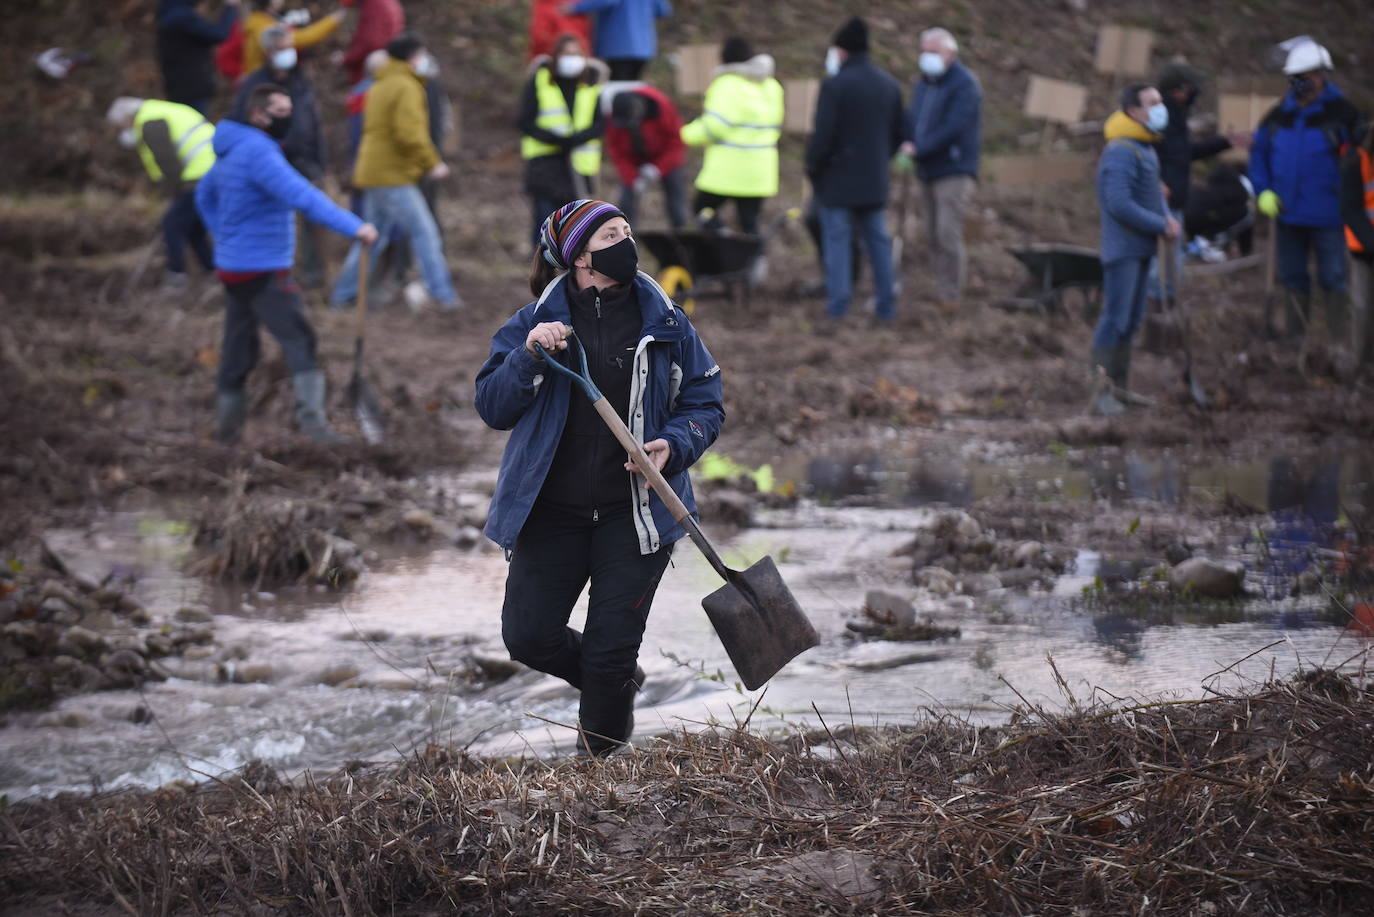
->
xmin=476 ymin=272 xmax=724 ymax=554
xmin=1250 ymin=82 xmax=1362 ymax=229
xmin=195 ymin=120 xmax=362 ymax=271
xmin=806 ymin=53 xmax=909 ymax=209
xmin=567 ymin=0 xmax=672 ymax=61
xmin=909 ymin=60 xmax=982 ymax=182
xmin=231 ymin=66 xmax=327 ymax=181
xmin=1097 ymin=113 xmax=1168 ymax=265
xmin=156 ymin=0 xmax=236 ymax=106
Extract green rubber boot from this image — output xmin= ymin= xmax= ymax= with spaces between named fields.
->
xmin=1112 ymin=345 xmax=1156 ymax=407
xmin=291 ymin=370 xmax=349 ymax=444
xmin=214 ymin=389 xmax=247 ymax=444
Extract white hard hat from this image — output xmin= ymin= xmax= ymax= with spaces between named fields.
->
xmin=1283 ymin=39 xmax=1332 ymax=75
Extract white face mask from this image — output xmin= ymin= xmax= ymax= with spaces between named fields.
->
xmin=118 ymin=127 xmax=137 ymax=149
xmin=271 ymin=47 xmax=298 ymax=71
xmin=824 ymin=47 xmax=842 ymax=76
xmin=918 ymin=51 xmax=947 ymax=78
xmin=556 ymin=54 xmax=586 ymax=79
xmin=413 ymin=53 xmax=438 ymax=79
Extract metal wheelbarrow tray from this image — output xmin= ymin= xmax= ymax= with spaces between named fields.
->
xmin=1007 ymin=243 xmax=1104 ymax=321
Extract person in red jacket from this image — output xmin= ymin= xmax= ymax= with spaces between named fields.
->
xmin=605 ymin=86 xmax=686 ymax=227
xmin=341 ymin=0 xmax=405 ymax=84
xmin=528 ymin=0 xmax=591 ymax=61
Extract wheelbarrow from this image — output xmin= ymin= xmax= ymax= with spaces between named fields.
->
xmin=1007 ymin=243 xmax=1104 ymax=324
xmin=638 ymin=228 xmax=765 ymax=315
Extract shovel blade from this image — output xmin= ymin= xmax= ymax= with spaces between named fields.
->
xmin=346 ymin=371 xmax=386 ymax=444
xmin=701 ymin=555 xmax=819 ymax=691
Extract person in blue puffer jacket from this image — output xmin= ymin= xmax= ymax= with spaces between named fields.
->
xmin=1250 ymin=39 xmax=1362 ymax=345
xmin=196 ymin=83 xmax=378 ymax=444
xmin=566 ymin=0 xmax=672 ymax=81
xmin=476 ymin=199 xmax=723 ymax=756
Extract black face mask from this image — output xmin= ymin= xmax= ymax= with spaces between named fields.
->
xmin=588 ymin=237 xmax=639 ymax=286
xmin=1289 ymin=75 xmax=1314 ymax=98
xmin=265 ymin=112 xmax=293 ymax=140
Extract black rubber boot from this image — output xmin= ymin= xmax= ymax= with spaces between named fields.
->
xmin=1088 ymin=347 xmax=1124 ymax=417
xmin=1284 ymin=290 xmax=1311 ymax=340
xmin=214 ymin=389 xmax=247 ymax=444
xmin=576 ymin=665 xmax=646 ymax=757
xmin=1112 ymin=345 xmax=1155 ymax=407
xmin=291 ymin=370 xmax=348 ymax=444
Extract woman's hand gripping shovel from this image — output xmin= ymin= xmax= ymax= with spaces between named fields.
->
xmin=535 ymin=331 xmax=820 ymax=690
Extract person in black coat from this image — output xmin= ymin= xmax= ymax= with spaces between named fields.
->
xmin=230 ymin=25 xmax=329 ymax=288
xmin=1148 ymin=63 xmax=1248 ymax=302
xmin=156 ymin=0 xmax=241 ymax=114
xmin=805 ymin=17 xmax=909 ymax=324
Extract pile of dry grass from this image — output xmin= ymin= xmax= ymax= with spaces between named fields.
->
xmin=3 ymin=672 xmax=1372 ymax=915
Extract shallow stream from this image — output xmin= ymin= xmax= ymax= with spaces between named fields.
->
xmin=2 ymin=450 xmax=1369 ymax=802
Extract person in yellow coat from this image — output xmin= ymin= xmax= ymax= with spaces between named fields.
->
xmin=241 ymin=0 xmax=348 ymax=75
xmin=680 ymin=37 xmax=783 ymax=235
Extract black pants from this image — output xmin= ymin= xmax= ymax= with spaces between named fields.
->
xmin=501 ymin=501 xmax=673 ymax=754
xmin=163 ymin=189 xmax=213 ymax=275
xmin=693 ymin=191 xmax=763 ymax=235
xmin=217 ymin=271 xmax=318 ymax=392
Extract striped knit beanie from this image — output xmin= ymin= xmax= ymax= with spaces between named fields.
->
xmin=539 ymin=200 xmax=626 ymax=270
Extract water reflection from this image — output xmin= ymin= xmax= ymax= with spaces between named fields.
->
xmin=796 ymin=448 xmax=1371 ymax=517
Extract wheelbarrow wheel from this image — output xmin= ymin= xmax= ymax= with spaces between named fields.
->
xmin=658 ymin=265 xmax=696 ymax=315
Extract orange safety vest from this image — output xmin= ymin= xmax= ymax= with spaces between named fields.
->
xmin=1347 ymin=148 xmax=1374 ymax=254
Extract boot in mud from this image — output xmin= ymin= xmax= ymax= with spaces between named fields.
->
xmin=291 ymin=370 xmax=349 ymax=444
xmin=214 ymin=389 xmax=247 ymax=444
xmin=1087 ymin=347 xmax=1125 ymax=417
xmin=1324 ymin=291 xmax=1356 ymax=381
xmin=1283 ymin=289 xmax=1311 ymax=340
xmin=1111 ymin=345 xmax=1156 ymax=407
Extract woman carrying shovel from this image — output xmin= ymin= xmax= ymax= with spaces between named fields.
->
xmin=475 ymin=199 xmax=725 ymax=756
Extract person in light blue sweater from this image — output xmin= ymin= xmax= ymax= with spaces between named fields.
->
xmin=196 ymin=83 xmax=378 ymax=443
xmin=1090 ymin=84 xmax=1180 ymax=417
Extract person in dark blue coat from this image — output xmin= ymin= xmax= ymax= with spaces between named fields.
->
xmin=156 ymin=0 xmax=241 ymax=114
xmin=805 ymin=16 xmax=909 ymax=324
xmin=1090 ymin=84 xmax=1180 ymax=416
xmin=566 ymin=0 xmax=672 ymax=81
xmin=196 ymin=83 xmax=378 ymax=443
xmin=902 ymin=26 xmax=981 ymax=309
xmin=1251 ymin=40 xmax=1362 ymax=345
xmin=475 ymin=199 xmax=723 ymax=756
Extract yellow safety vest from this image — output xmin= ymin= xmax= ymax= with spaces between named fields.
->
xmin=134 ymin=100 xmax=216 ymax=182
xmin=681 ymin=72 xmax=784 ymax=198
xmin=521 ymin=68 xmax=601 ymax=177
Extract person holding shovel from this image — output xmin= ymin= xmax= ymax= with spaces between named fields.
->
xmin=1090 ymin=83 xmax=1179 ymax=417
xmin=196 ymin=83 xmax=378 ymax=444
xmin=475 ymin=199 xmax=724 ymax=756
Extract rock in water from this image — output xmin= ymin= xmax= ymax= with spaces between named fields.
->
xmin=863 ymin=590 xmax=916 ymax=629
xmin=1168 ymin=557 xmax=1245 ymax=598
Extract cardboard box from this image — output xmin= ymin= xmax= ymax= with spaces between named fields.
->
xmin=1094 ymin=25 xmax=1154 ymax=78
xmin=674 ymin=44 xmax=720 ymax=96
xmin=1024 ymin=75 xmax=1088 ymax=126
xmin=783 ymin=78 xmax=820 ymax=134
xmin=984 ymin=153 xmax=1097 ymax=188
xmin=1218 ymin=92 xmax=1279 ymax=162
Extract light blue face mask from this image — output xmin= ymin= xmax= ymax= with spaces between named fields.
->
xmin=271 ymin=47 xmax=298 ymax=71
xmin=918 ymin=52 xmax=947 ymax=78
xmin=1146 ymin=102 xmax=1169 ymax=133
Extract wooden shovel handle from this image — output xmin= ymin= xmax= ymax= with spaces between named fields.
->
xmin=354 ymin=241 xmax=371 ymax=344
xmin=589 ymin=397 xmax=691 ymax=523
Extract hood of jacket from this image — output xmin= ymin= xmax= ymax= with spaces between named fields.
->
xmin=714 ymin=53 xmax=775 ymax=82
xmin=211 ymin=119 xmax=267 ymax=158
xmin=1103 ymin=109 xmax=1157 ymax=143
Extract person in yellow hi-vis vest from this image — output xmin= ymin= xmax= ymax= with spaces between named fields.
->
xmin=680 ymin=37 xmax=784 ymax=236
xmin=517 ymin=34 xmax=607 ymax=249
xmin=106 ymin=96 xmax=216 ymax=293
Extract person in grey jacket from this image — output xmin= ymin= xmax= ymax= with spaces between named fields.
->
xmin=901 ymin=26 xmax=981 ymax=309
xmin=1091 ymin=83 xmax=1180 ymax=416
